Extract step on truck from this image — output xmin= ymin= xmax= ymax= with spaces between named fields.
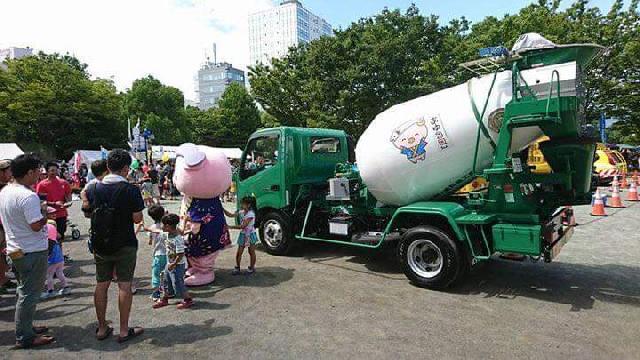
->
xmin=235 ymin=40 xmax=604 ymax=289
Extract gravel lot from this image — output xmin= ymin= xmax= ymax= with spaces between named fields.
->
xmin=1 ymin=194 xmax=639 ymax=359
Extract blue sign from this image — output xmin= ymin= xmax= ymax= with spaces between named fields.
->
xmin=599 ymin=113 xmax=607 ymax=143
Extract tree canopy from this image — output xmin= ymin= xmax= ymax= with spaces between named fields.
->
xmin=191 ymin=83 xmax=261 ymax=148
xmin=0 ymin=52 xmax=126 ymax=158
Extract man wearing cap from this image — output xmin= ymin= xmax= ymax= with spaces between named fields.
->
xmin=0 ymin=154 xmax=54 ymax=348
xmin=0 ymin=159 xmax=18 ymax=293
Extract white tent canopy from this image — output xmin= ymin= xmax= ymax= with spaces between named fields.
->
xmin=70 ymin=150 xmax=105 ymax=169
xmin=152 ymin=145 xmax=243 ymax=160
xmin=0 ymin=143 xmax=24 ymax=160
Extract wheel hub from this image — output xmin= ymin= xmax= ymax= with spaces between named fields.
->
xmin=263 ymin=220 xmax=283 ymax=248
xmin=407 ymin=239 xmax=443 ymax=279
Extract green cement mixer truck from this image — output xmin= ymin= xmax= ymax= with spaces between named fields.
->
xmin=235 ymin=38 xmax=604 ymax=289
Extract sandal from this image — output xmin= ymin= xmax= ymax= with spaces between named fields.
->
xmin=95 ymin=326 xmax=113 ymax=341
xmin=14 ymin=335 xmax=55 ymax=349
xmin=33 ymin=325 xmax=49 ymax=334
xmin=117 ymin=327 xmax=144 ymax=343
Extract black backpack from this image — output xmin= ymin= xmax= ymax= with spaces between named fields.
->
xmin=89 ymin=182 xmax=127 ymax=255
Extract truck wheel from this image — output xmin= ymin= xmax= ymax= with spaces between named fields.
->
xmin=399 ymin=226 xmax=462 ymax=290
xmin=260 ymin=211 xmax=294 ymax=256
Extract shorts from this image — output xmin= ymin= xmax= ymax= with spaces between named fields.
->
xmin=55 ymin=217 xmax=67 ymax=238
xmin=151 ymin=255 xmax=167 ymax=288
xmin=165 ymin=263 xmax=187 ymax=298
xmin=151 ymin=184 xmax=160 ymax=197
xmin=94 ymin=246 xmax=137 ymax=283
xmin=237 ymin=232 xmax=259 ymax=247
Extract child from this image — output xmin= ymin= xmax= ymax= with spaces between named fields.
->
xmin=41 ymin=207 xmax=70 ymax=299
xmin=224 ymin=197 xmax=258 ymax=275
xmin=153 ymin=213 xmax=193 ymax=309
xmin=144 ymin=205 xmax=167 ymax=301
xmin=141 ymin=177 xmax=153 ymax=207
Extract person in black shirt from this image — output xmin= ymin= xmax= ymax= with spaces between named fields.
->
xmin=85 ymin=149 xmax=145 ymax=343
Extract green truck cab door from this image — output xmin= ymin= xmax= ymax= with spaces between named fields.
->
xmin=237 ymin=131 xmax=286 ymax=211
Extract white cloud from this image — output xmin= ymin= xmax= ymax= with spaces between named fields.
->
xmin=0 ymin=0 xmax=274 ymax=100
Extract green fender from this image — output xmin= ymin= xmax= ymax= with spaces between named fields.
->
xmin=389 ymin=201 xmax=466 ymax=241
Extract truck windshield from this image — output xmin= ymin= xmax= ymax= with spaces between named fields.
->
xmin=240 ymin=135 xmax=280 ymax=179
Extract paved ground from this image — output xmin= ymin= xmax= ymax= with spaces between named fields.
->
xmin=1 ymin=192 xmax=639 ymax=359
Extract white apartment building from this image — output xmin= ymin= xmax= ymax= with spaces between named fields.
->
xmin=249 ymin=0 xmax=332 ymax=66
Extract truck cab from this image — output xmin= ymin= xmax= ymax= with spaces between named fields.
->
xmin=236 ymin=127 xmax=354 ymax=253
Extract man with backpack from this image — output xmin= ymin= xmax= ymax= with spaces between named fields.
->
xmin=84 ymin=149 xmax=145 ymax=343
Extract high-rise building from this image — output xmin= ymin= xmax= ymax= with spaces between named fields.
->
xmin=0 ymin=47 xmax=33 ymax=69
xmin=197 ymin=61 xmax=245 ymax=110
xmin=249 ymin=0 xmax=332 ymax=66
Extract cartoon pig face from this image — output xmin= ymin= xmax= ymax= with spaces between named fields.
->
xmin=173 ymin=143 xmax=232 ymax=199
xmin=390 ymin=119 xmax=428 ymax=150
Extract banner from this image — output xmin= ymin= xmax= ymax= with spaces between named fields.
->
xmin=599 ymin=113 xmax=607 ymax=143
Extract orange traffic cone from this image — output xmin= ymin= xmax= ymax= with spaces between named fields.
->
xmin=621 ymin=174 xmax=629 ymax=188
xmin=591 ymin=189 xmax=607 ymax=216
xmin=609 ymin=185 xmax=625 ymax=208
xmin=627 ymin=181 xmax=639 ymax=201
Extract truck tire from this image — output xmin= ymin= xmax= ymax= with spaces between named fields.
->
xmin=399 ymin=226 xmax=463 ymax=290
xmin=260 ymin=211 xmax=295 ymax=256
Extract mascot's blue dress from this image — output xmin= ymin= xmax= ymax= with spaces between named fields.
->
xmin=186 ymin=197 xmax=230 ymax=257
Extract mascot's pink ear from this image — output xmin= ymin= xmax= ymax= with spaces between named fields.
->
xmin=174 ymin=143 xmax=232 ymax=199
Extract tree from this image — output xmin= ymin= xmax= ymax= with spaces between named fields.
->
xmin=250 ymin=5 xmax=456 ymax=137
xmin=192 ymin=83 xmax=260 ymax=147
xmin=123 ymin=75 xmax=191 ymax=144
xmin=0 ymin=53 xmax=125 ymax=158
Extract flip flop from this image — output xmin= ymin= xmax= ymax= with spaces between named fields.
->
xmin=117 ymin=327 xmax=144 ymax=343
xmin=95 ymin=326 xmax=113 ymax=341
xmin=33 ymin=326 xmax=49 ymax=334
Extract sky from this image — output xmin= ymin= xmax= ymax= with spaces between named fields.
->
xmin=0 ymin=0 xmax=620 ymax=101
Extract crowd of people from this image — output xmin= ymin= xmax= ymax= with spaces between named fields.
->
xmin=0 ymin=149 xmax=257 ymax=349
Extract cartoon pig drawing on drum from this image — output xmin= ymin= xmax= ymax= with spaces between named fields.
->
xmin=390 ymin=118 xmax=429 ymax=163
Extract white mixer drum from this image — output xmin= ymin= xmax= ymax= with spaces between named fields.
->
xmin=356 ymin=62 xmax=577 ymax=206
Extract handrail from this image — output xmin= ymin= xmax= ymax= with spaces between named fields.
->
xmin=545 ymin=70 xmax=561 ymax=119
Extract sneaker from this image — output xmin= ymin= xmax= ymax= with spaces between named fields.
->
xmin=246 ymin=267 xmax=256 ymax=275
xmin=232 ymin=267 xmax=241 ymax=275
xmin=152 ymin=298 xmax=169 ymax=309
xmin=150 ymin=289 xmax=161 ymax=301
xmin=57 ymin=287 xmax=71 ymax=296
xmin=40 ymin=290 xmax=55 ymax=300
xmin=63 ymin=255 xmax=72 ymax=263
xmin=176 ymin=298 xmax=193 ymax=309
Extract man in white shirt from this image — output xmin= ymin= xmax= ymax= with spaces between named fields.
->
xmin=0 ymin=153 xmax=54 ymax=348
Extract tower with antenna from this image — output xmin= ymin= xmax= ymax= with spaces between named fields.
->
xmin=195 ymin=42 xmax=246 ymax=110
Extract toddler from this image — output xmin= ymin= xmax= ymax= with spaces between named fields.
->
xmin=153 ymin=213 xmax=193 ymax=309
xmin=225 ymin=197 xmax=258 ymax=275
xmin=41 ymin=207 xmax=70 ymax=299
xmin=144 ymin=205 xmax=168 ymax=301
xmin=141 ymin=177 xmax=153 ymax=207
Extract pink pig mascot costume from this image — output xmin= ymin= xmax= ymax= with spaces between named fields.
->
xmin=174 ymin=143 xmax=232 ymax=286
